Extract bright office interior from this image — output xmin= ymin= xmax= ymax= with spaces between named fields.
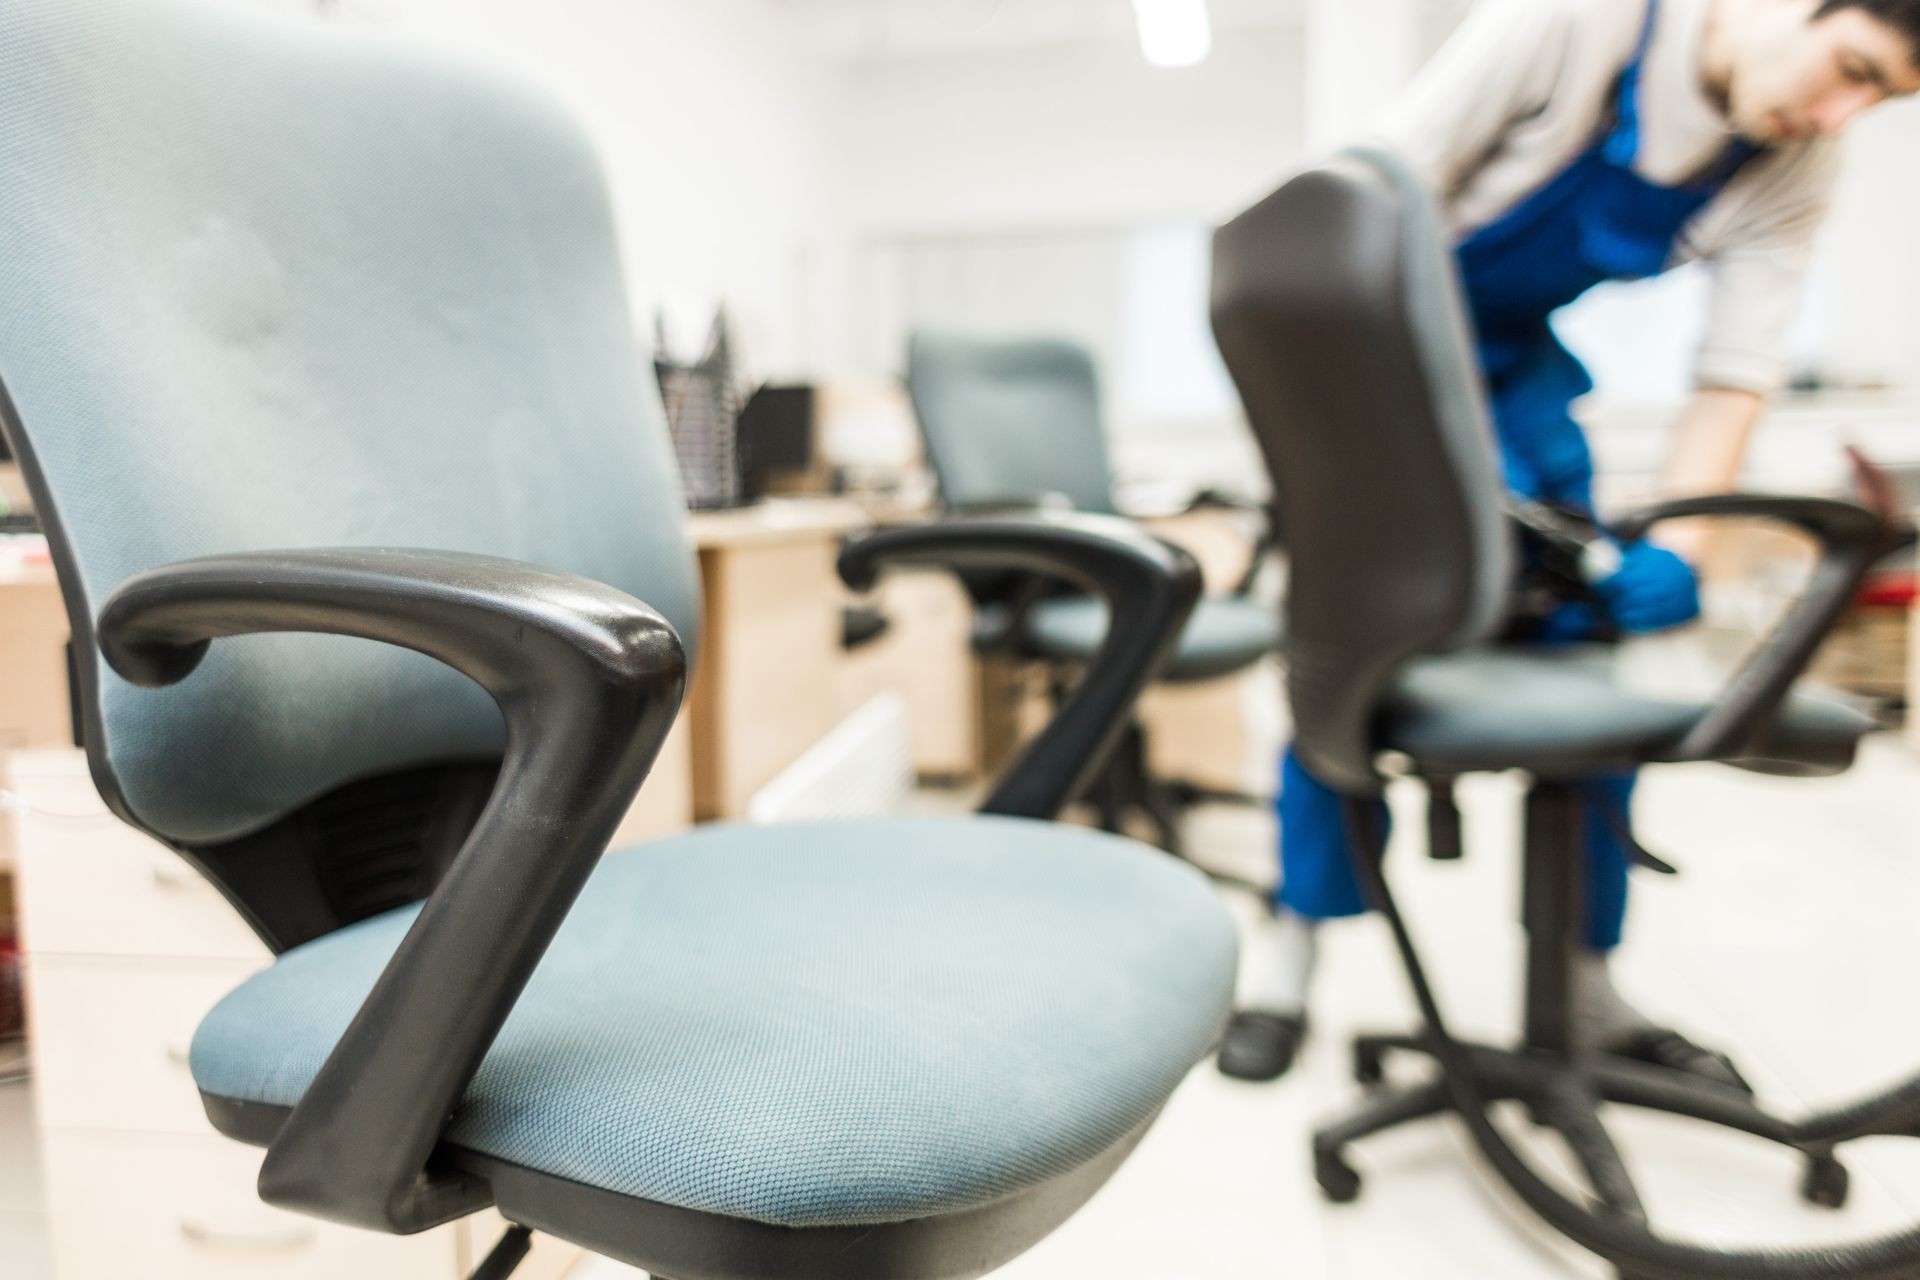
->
xmin=3 ymin=1 xmax=1920 ymax=1279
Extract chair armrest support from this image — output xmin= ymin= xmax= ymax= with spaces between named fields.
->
xmin=839 ymin=513 xmax=1201 ymax=820
xmin=927 ymin=498 xmax=1086 ymax=643
xmin=1609 ymin=494 xmax=1889 ymax=763
xmin=99 ymin=548 xmax=687 ymax=1234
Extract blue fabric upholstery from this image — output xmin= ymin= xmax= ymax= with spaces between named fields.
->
xmin=192 ymin=817 xmax=1238 ymax=1229
xmin=907 ymin=331 xmax=1119 ymax=515
xmin=1380 ymin=646 xmax=1873 ymax=777
xmin=1024 ymin=596 xmax=1280 ymax=683
xmin=0 ymin=0 xmax=698 ymax=844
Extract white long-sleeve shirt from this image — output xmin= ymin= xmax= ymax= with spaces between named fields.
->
xmin=1374 ymin=0 xmax=1839 ymax=394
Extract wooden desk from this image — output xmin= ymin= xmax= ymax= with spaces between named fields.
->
xmin=0 ymin=461 xmax=30 ymax=515
xmin=0 ymin=548 xmax=69 ymax=882
xmin=0 ymin=499 xmax=1261 ymax=833
xmin=0 ymin=495 xmax=988 ymax=840
xmin=0 ymin=551 xmax=70 ymax=756
xmin=1140 ymin=507 xmax=1275 ymax=796
xmin=834 ymin=569 xmax=978 ymax=782
xmin=685 ymin=500 xmax=873 ymax=820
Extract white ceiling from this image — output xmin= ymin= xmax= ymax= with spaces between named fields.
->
xmin=770 ymin=0 xmax=1310 ymax=62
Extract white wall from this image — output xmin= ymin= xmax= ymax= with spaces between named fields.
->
xmin=819 ymin=25 xmax=1311 ymax=492
xmin=302 ymin=0 xmax=849 ymax=380
xmin=1808 ymin=97 xmax=1920 ymax=393
xmin=1303 ymin=0 xmax=1420 ymax=149
xmin=832 ymin=26 xmax=1308 ymax=237
xmin=237 ymin=0 xmax=1920 ymax=441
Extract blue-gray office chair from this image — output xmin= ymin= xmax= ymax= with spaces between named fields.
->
xmin=0 ymin=2 xmax=1238 ymax=1276
xmin=1211 ymin=146 xmax=1920 ymax=1279
xmin=907 ymin=330 xmax=1281 ymax=855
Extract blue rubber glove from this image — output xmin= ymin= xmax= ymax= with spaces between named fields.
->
xmin=1593 ymin=540 xmax=1699 ymax=634
xmin=1534 ymin=600 xmax=1603 ymax=643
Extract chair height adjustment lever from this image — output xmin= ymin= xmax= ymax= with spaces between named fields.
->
xmin=1426 ymin=780 xmax=1463 ymax=861
xmin=468 ymin=1225 xmax=533 ymax=1280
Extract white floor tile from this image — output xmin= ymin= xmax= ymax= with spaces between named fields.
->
xmin=0 ymin=1081 xmax=45 ymax=1214
xmin=0 ymin=1208 xmax=53 ymax=1280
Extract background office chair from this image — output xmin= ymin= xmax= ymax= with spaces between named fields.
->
xmin=1211 ymin=147 xmax=1920 ymax=1278
xmin=0 ymin=1 xmax=1239 ymax=1276
xmin=906 ymin=329 xmax=1281 ymax=854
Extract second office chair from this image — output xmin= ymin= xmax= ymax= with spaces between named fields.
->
xmin=907 ymin=329 xmax=1281 ymax=855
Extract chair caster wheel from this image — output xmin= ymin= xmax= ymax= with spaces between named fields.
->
xmin=1801 ymin=1154 xmax=1850 ymax=1210
xmin=1353 ymin=1042 xmax=1385 ymax=1086
xmin=1315 ymin=1149 xmax=1362 ymax=1203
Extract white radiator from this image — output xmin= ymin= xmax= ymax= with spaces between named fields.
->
xmin=746 ymin=693 xmax=915 ymax=824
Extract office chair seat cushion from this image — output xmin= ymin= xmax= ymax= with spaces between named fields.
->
xmin=1022 ymin=595 xmax=1280 ymax=682
xmin=190 ymin=816 xmax=1237 ymax=1229
xmin=1378 ymin=645 xmax=1873 ymax=778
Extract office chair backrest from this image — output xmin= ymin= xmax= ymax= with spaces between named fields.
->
xmin=0 ymin=0 xmax=699 ymax=889
xmin=907 ymin=329 xmax=1119 ymax=516
xmin=1210 ymin=149 xmax=1510 ymax=792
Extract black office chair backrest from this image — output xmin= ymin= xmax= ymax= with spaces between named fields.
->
xmin=907 ymin=329 xmax=1120 ymax=516
xmin=0 ymin=0 xmax=700 ymax=943
xmin=1210 ymin=149 xmax=1511 ymax=793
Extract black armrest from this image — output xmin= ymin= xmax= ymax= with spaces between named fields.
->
xmin=1610 ymin=494 xmax=1889 ymax=763
xmin=839 ymin=513 xmax=1201 ymax=820
xmin=99 ymin=548 xmax=687 ymax=1234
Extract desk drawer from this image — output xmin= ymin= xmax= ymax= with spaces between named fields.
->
xmin=10 ymin=752 xmax=267 ymax=961
xmin=41 ymin=1129 xmax=459 ymax=1280
xmin=27 ymin=953 xmax=264 ymax=1133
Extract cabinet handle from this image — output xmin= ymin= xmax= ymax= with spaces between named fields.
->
xmin=179 ymin=1218 xmax=315 ymax=1251
xmin=149 ymin=861 xmax=198 ymax=890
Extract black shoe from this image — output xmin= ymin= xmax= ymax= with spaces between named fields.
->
xmin=1217 ymin=1010 xmax=1307 ymax=1082
xmin=1604 ymin=1026 xmax=1754 ymax=1095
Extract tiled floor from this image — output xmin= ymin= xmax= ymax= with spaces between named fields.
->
xmin=6 ymin=735 xmax=1919 ymax=1279
xmin=0 ymin=1061 xmax=52 ymax=1280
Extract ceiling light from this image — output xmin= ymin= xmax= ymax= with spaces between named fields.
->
xmin=1131 ymin=0 xmax=1211 ymax=69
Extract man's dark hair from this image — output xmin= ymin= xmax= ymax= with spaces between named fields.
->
xmin=1817 ymin=0 xmax=1920 ymax=66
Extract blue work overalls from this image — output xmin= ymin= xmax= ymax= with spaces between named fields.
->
xmin=1277 ymin=0 xmax=1760 ymax=950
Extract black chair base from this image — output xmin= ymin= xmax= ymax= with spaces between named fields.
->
xmin=1084 ymin=718 xmax=1268 ymax=859
xmin=469 ymin=1225 xmax=534 ymax=1280
xmin=1314 ymin=1036 xmax=1847 ymax=1227
xmin=1321 ymin=782 xmax=1909 ymax=1280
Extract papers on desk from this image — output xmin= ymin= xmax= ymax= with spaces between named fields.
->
xmin=0 ymin=532 xmax=48 ymax=569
